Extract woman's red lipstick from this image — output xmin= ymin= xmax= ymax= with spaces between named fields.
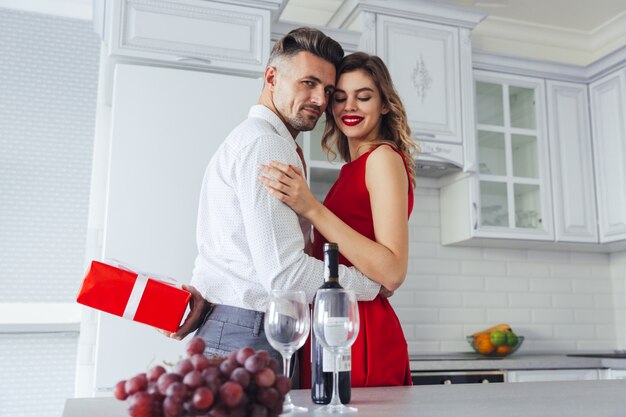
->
xmin=342 ymin=116 xmax=364 ymax=126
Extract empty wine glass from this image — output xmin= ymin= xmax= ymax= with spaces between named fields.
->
xmin=312 ymin=288 xmax=359 ymax=414
xmin=264 ymin=290 xmax=310 ymax=413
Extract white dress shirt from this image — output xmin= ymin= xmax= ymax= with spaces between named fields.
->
xmin=190 ymin=105 xmax=380 ymax=312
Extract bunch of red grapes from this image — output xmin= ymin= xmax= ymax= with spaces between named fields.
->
xmin=113 ymin=337 xmax=291 ymax=417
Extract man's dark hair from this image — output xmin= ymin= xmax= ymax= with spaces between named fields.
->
xmin=268 ymin=27 xmax=344 ymax=69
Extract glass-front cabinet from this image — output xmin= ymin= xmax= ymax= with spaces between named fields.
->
xmin=441 ymin=71 xmax=554 ymax=244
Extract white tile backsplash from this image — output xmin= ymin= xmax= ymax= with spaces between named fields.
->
xmin=573 ymin=278 xmax=612 ymax=293
xmin=394 ymin=308 xmax=439 ymax=324
xmin=507 ymin=262 xmax=550 ymax=277
xmin=409 ymin=258 xmax=461 ymax=274
xmin=575 ymin=310 xmax=616 ymax=324
xmin=462 ymin=292 xmax=509 ymax=307
xmin=527 ymin=249 xmax=570 ymax=263
xmin=483 ymin=248 xmax=527 ymax=261
xmin=485 ymin=277 xmax=529 ymax=292
xmin=462 ymin=260 xmax=507 ymax=276
xmin=611 ymin=252 xmax=626 ymax=349
xmin=571 ymin=252 xmax=610 ymax=264
xmin=552 ymin=294 xmax=595 ymax=308
xmin=530 ymin=278 xmax=572 ymax=293
xmin=532 ymin=309 xmax=575 ymax=323
xmin=401 ymin=274 xmax=439 ymax=290
xmin=486 ymin=308 xmax=531 ymax=323
xmin=508 ymin=293 xmax=552 ymax=308
xmin=398 ymin=185 xmax=625 ymax=353
xmin=414 ymin=291 xmax=463 ymax=307
xmin=550 ymin=264 xmax=593 ymax=278
xmin=439 ymin=275 xmax=484 ymax=291
xmin=554 ymin=325 xmax=595 ymax=339
xmin=436 ymin=245 xmax=483 ymax=260
xmin=439 ymin=308 xmax=485 ymax=323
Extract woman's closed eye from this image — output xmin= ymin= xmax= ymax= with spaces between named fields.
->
xmin=333 ymin=95 xmax=372 ymax=103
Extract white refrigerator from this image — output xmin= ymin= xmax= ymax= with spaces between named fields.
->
xmin=93 ymin=63 xmax=261 ymax=393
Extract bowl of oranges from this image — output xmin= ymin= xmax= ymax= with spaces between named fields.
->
xmin=467 ymin=324 xmax=523 ymax=357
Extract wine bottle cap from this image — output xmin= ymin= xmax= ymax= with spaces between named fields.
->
xmin=324 ymin=242 xmax=338 ymax=252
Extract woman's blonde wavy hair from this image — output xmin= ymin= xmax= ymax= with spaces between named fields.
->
xmin=321 ymin=52 xmax=419 ymax=187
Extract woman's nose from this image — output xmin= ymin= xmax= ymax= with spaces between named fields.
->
xmin=345 ymin=97 xmax=357 ymax=111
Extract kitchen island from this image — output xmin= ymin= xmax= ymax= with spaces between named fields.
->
xmin=64 ymin=379 xmax=626 ymax=417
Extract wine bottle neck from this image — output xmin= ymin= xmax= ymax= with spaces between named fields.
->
xmin=324 ymin=250 xmax=339 ymax=282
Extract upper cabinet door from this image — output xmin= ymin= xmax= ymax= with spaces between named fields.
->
xmin=376 ymin=15 xmax=461 ymax=144
xmin=472 ymin=71 xmax=553 ymax=240
xmin=546 ymin=80 xmax=598 ymax=243
xmin=589 ymin=69 xmax=626 ymax=243
xmin=106 ymin=0 xmax=270 ymax=75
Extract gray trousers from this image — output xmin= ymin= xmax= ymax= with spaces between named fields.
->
xmin=195 ymin=304 xmax=299 ymax=386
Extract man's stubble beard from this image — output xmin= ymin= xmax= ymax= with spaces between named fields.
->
xmin=287 ymin=112 xmax=318 ymax=133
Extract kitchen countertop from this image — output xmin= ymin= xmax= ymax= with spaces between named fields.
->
xmin=63 ymin=379 xmax=626 ymax=417
xmin=409 ymin=353 xmax=626 ymax=372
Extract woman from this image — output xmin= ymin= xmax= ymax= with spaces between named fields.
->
xmin=259 ymin=52 xmax=417 ymax=387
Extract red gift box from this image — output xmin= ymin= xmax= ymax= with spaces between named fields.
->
xmin=76 ymin=260 xmax=191 ymax=332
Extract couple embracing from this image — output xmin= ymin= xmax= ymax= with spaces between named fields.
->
xmin=167 ymin=27 xmax=417 ymax=389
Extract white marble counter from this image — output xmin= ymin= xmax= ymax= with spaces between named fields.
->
xmin=63 ymin=380 xmax=626 ymax=417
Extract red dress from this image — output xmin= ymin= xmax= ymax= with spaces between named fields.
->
xmin=300 ymin=143 xmax=413 ymax=388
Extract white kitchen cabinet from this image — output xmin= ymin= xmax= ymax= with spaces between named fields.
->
xmin=589 ymin=68 xmax=626 ymax=243
xmin=376 ymin=15 xmax=461 ymax=145
xmin=607 ymin=369 xmax=626 ymax=379
xmin=356 ymin=2 xmax=484 ymax=169
xmin=98 ymin=0 xmax=270 ymax=75
xmin=91 ymin=64 xmax=260 ymax=394
xmin=507 ymin=369 xmax=600 ymax=383
xmin=441 ymin=71 xmax=554 ymax=245
xmin=546 ymin=80 xmax=598 ymax=243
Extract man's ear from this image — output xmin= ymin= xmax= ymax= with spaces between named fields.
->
xmin=264 ymin=66 xmax=277 ymax=90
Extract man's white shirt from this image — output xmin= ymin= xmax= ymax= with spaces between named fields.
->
xmin=190 ymin=105 xmax=380 ymax=311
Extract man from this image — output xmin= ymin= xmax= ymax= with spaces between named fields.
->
xmin=167 ymin=28 xmax=384 ymax=363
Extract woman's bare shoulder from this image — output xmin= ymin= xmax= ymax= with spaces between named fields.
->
xmin=367 ymin=143 xmax=404 ymax=168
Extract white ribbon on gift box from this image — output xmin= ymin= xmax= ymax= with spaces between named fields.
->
xmin=105 ymin=259 xmax=181 ymax=320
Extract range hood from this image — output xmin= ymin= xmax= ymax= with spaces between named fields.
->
xmin=414 ymin=140 xmax=464 ymax=178
xmin=415 ymin=160 xmax=462 ymax=178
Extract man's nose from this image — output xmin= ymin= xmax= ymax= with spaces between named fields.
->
xmin=311 ymin=87 xmax=327 ymax=107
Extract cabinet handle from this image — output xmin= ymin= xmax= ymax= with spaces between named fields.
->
xmin=481 ymin=379 xmax=490 ymax=383
xmin=473 ymin=202 xmax=478 ymax=230
xmin=175 ymin=56 xmax=212 ymax=65
xmin=443 ymin=379 xmax=452 ymax=385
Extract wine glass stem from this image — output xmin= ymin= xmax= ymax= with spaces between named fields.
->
xmin=282 ymin=353 xmax=295 ymax=408
xmin=329 ymin=351 xmax=342 ymax=407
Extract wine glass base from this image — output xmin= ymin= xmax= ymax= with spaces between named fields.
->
xmin=314 ymin=404 xmax=358 ymax=414
xmin=282 ymin=403 xmax=309 ymax=414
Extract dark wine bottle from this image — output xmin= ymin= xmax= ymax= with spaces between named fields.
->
xmin=311 ymin=242 xmax=351 ymax=404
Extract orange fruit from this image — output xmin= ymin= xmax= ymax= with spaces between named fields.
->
xmin=496 ymin=345 xmax=512 ymax=356
xmin=472 ymin=333 xmax=488 ymax=349
xmin=476 ymin=338 xmax=495 ymax=354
